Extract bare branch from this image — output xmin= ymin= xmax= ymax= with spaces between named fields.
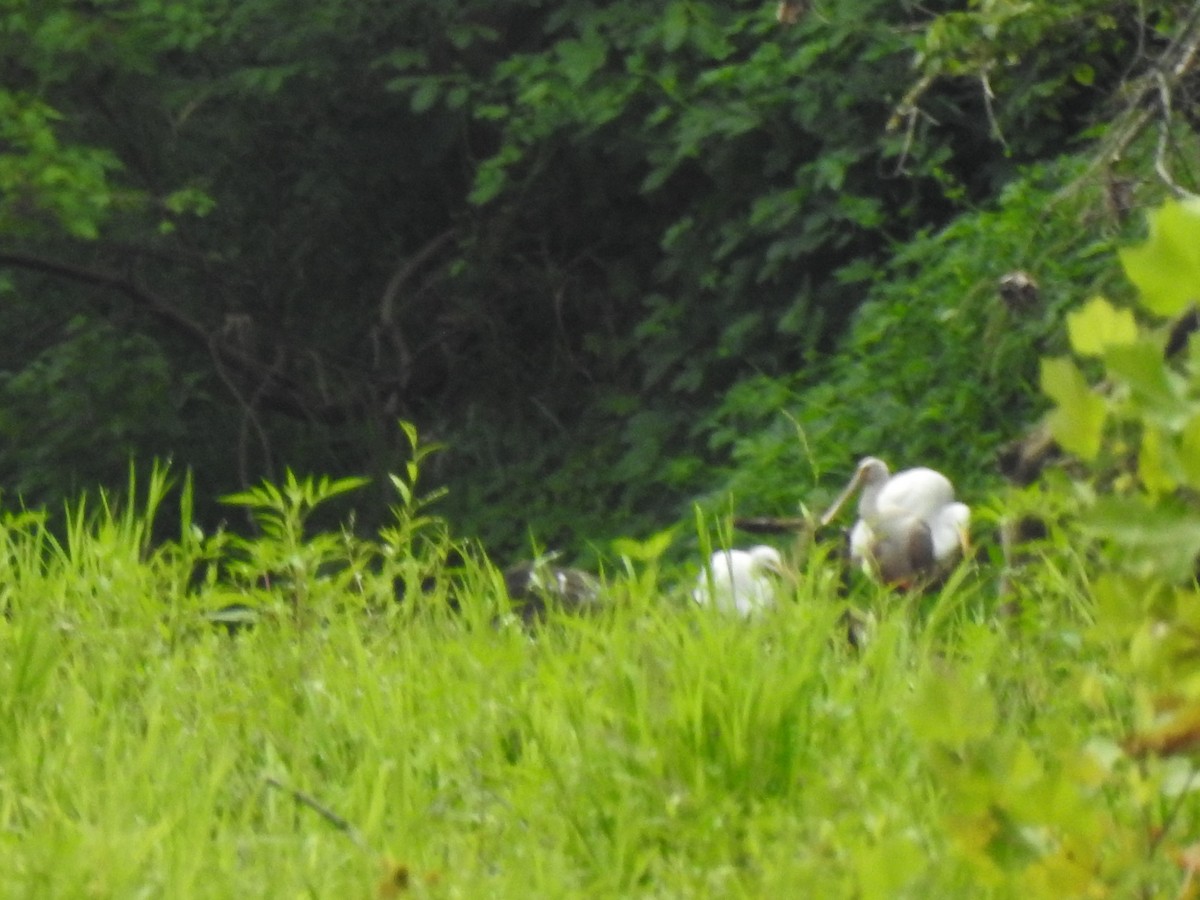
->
xmin=0 ymin=250 xmax=208 ymax=339
xmin=1070 ymin=0 xmax=1200 ymax=194
xmin=979 ymin=66 xmax=1008 ymax=152
xmin=0 ymin=249 xmax=344 ymax=424
xmin=375 ymin=228 xmax=457 ymax=390
xmin=378 ymin=228 xmax=457 ymax=325
xmin=1154 ymin=69 xmax=1199 ymax=198
xmin=886 ymin=71 xmax=937 ymax=135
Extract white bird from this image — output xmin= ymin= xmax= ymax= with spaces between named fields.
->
xmin=692 ymin=545 xmax=785 ymax=616
xmin=820 ymin=457 xmax=970 ymax=588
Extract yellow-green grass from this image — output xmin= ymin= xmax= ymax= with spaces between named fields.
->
xmin=0 ymin=473 xmax=1185 ymax=898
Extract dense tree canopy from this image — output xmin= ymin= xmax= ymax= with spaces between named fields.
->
xmin=1 ymin=0 xmax=1197 ymax=557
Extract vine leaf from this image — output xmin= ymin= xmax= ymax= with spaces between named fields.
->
xmin=1084 ymin=496 xmax=1200 ymax=582
xmin=1119 ymin=197 xmax=1200 ymax=317
xmin=1066 ymin=296 xmax=1137 ymax=356
xmin=1041 ymin=357 xmax=1107 ymax=461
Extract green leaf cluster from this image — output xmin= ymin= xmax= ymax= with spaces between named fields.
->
xmin=0 ymin=93 xmax=124 ymax=239
xmin=0 ymin=317 xmax=187 ymax=508
xmin=1044 ymin=198 xmax=1200 ymax=580
xmin=703 ymin=153 xmax=1123 ymax=520
xmin=1036 ymin=198 xmax=1200 ymax=834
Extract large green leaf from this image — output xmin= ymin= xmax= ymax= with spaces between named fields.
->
xmin=908 ymin=666 xmax=996 ymax=747
xmin=1179 ymin=414 xmax=1200 ymax=487
xmin=1040 ymin=357 xmax=1107 ymax=461
xmin=1137 ymin=425 xmax=1176 ymax=496
xmin=1084 ymin=496 xmax=1200 ymax=582
xmin=1066 ymin=296 xmax=1137 ymax=357
xmin=1104 ymin=339 xmax=1190 ymax=429
xmin=1119 ymin=197 xmax=1200 ymax=317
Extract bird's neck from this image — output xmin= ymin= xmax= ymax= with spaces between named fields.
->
xmin=859 ymin=480 xmax=883 ymax=521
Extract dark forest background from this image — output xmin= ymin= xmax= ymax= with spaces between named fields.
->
xmin=2 ymin=0 xmax=1198 ymax=562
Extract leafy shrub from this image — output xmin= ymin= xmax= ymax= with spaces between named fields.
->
xmin=0 ymin=0 xmax=1176 ymax=562
xmin=0 ymin=316 xmax=187 ymax=509
xmin=907 ymin=193 xmax=1200 ymax=893
xmin=1043 ymin=194 xmax=1200 ymax=737
xmin=699 ymin=153 xmax=1135 ymax=520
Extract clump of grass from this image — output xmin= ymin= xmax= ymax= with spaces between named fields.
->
xmin=0 ymin=430 xmax=1190 ymax=897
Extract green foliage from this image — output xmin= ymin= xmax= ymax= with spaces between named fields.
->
xmin=0 ymin=92 xmax=125 ymax=239
xmin=0 ymin=465 xmax=1193 ymax=895
xmin=0 ymin=316 xmax=188 ymax=509
xmin=1119 ymin=197 xmax=1200 ymax=316
xmin=1041 ymin=356 xmax=1107 ymax=461
xmin=913 ymin=1 xmax=1126 ymax=96
xmin=222 ymin=471 xmax=369 ymax=541
xmin=380 ymin=421 xmax=449 ymax=546
xmin=1037 ymin=197 xmax=1200 ymax=761
xmin=219 ymin=470 xmax=371 ymax=617
xmin=1065 ymin=295 xmax=1138 ymax=356
xmin=0 ymin=0 xmax=1183 ymax=560
xmin=1045 ymin=196 xmax=1200 ymax=578
xmin=705 ymin=154 xmax=1127 ymax=519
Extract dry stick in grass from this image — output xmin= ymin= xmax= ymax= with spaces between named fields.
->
xmin=261 ymin=778 xmax=421 ymax=898
xmin=732 ymin=515 xmax=812 ymax=534
xmin=263 ymin=775 xmax=374 ymax=855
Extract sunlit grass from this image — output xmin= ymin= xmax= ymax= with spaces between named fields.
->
xmin=0 ymin=463 xmax=1191 ymax=898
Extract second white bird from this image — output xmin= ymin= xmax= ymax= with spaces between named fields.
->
xmin=693 ymin=545 xmax=785 ymax=616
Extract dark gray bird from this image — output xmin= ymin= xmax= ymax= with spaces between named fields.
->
xmin=202 ymin=602 xmax=259 ymax=635
xmin=503 ymin=557 xmax=602 ymax=624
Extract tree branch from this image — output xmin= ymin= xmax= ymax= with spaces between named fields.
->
xmin=0 ymin=249 xmax=350 ymax=423
xmin=377 ymin=228 xmax=457 ymax=326
xmin=1075 ymin=0 xmax=1200 ymax=194
xmin=373 ymin=228 xmax=457 ymax=392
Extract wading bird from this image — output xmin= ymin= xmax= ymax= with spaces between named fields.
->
xmin=504 ymin=557 xmax=602 ymax=624
xmin=693 ymin=545 xmax=785 ymax=616
xmin=203 ymin=602 xmax=259 ymax=636
xmin=820 ymin=457 xmax=970 ymax=589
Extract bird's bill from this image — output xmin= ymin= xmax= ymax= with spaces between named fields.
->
xmin=958 ymin=526 xmax=973 ymax=558
xmin=819 ymin=467 xmax=867 ymax=527
xmin=767 ymin=560 xmax=799 ymax=586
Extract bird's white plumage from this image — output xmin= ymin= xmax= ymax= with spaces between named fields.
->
xmin=864 ymin=464 xmax=954 ymax=524
xmin=823 ymin=457 xmax=970 ymax=586
xmin=693 ymin=545 xmax=783 ymax=616
xmin=929 ymin=501 xmax=971 ymax=561
xmin=847 ymin=518 xmax=874 ymax=568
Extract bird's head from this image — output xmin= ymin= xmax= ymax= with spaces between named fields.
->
xmin=748 ymin=545 xmax=785 ymax=576
xmin=820 ymin=456 xmax=890 ymax=527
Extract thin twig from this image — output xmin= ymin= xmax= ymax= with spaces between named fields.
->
xmin=886 ymin=71 xmax=937 ymax=134
xmin=378 ymin=228 xmax=456 ymax=325
xmin=1054 ymin=0 xmax=1200 ymax=205
xmin=979 ymin=67 xmax=1008 ymax=151
xmin=375 ymin=229 xmax=456 ymax=391
xmin=1154 ymin=69 xmax=1199 ymax=198
xmin=263 ymin=775 xmax=374 ymax=855
xmin=885 ymin=71 xmax=940 ymax=176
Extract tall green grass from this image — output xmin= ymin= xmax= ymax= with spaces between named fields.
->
xmin=0 ymin=461 xmax=1188 ymax=897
